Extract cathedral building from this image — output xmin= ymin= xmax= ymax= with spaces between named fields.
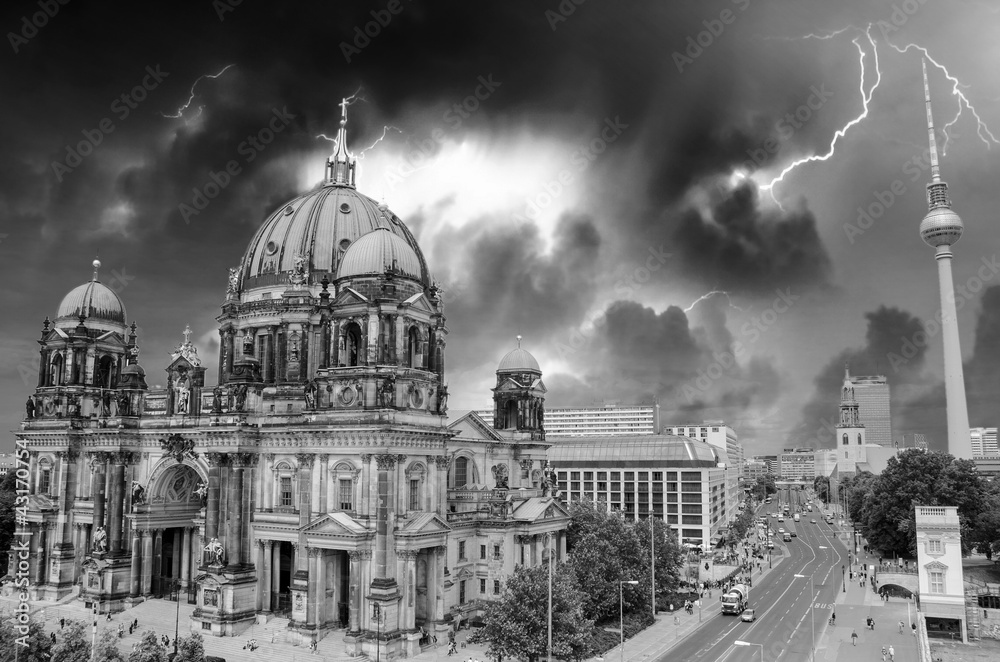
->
xmin=14 ymin=103 xmax=568 ymax=657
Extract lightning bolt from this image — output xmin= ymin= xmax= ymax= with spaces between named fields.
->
xmin=762 ymin=26 xmax=858 ymax=41
xmin=683 ymin=290 xmax=744 ymax=313
xmin=357 ymin=126 xmax=403 ymax=160
xmin=884 ymin=39 xmax=1000 ymax=155
xmin=761 ymin=26 xmax=881 ymax=208
xmin=161 ymin=64 xmax=235 ymax=119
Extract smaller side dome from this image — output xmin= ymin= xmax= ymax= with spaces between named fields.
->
xmin=498 ymin=347 xmax=541 ymax=374
xmin=338 ymin=227 xmax=424 ymax=281
xmin=56 ymin=281 xmax=127 ymax=327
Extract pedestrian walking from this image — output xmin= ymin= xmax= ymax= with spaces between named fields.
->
xmin=50 ymin=632 xmax=56 ymax=645
xmin=851 ymin=629 xmax=858 ymax=646
xmin=898 ymin=620 xmax=904 ymax=634
xmin=59 ymin=617 xmax=65 ymax=629
xmin=888 ymin=644 xmax=894 ymax=660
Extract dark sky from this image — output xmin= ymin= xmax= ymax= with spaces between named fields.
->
xmin=4 ymin=0 xmax=1000 ymax=456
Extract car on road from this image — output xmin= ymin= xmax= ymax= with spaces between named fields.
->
xmin=790 ymin=531 xmax=797 ymax=537
xmin=740 ymin=608 xmax=756 ymax=622
xmin=767 ymin=540 xmax=774 ymax=549
xmin=778 ymin=528 xmax=785 ymax=534
xmin=810 ymin=518 xmax=817 ymax=523
xmin=778 ymin=516 xmax=784 ymax=522
xmin=783 ymin=533 xmax=792 ymax=542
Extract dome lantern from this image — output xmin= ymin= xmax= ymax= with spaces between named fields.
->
xmin=325 ymin=97 xmax=357 ymax=188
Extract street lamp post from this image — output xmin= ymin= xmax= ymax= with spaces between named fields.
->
xmin=734 ymin=639 xmax=764 ymax=661
xmin=173 ymin=579 xmax=181 ymax=657
xmin=620 ymin=580 xmax=639 ymax=662
xmin=546 ymin=533 xmax=553 ymax=662
xmin=794 ymin=573 xmax=816 ymax=662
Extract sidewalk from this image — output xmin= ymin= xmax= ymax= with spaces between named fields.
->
xmin=816 ymin=540 xmax=918 ymax=662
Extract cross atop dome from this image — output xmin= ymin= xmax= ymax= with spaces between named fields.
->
xmin=325 ymin=96 xmax=358 ymax=188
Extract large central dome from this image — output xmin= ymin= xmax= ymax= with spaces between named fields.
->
xmin=238 ymin=185 xmax=429 ymax=292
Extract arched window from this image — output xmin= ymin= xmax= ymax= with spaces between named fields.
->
xmin=842 ymin=433 xmax=848 ymax=446
xmin=857 ymin=433 xmax=862 ymax=445
xmin=406 ymin=326 xmax=419 ymax=368
xmin=49 ymin=353 xmax=63 ymax=386
xmin=97 ymin=355 xmax=115 ymax=388
xmin=343 ymin=323 xmax=362 ymax=367
xmin=505 ymin=401 xmax=518 ymax=430
xmin=454 ymin=457 xmax=468 ymax=489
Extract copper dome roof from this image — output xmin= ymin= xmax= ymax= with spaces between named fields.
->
xmin=238 ymin=185 xmax=429 ymax=291
xmin=338 ymin=227 xmax=424 ymax=281
xmin=498 ymin=347 xmax=541 ymax=373
xmin=56 ymin=280 xmax=127 ymax=328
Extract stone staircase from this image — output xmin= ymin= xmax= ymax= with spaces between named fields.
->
xmin=2 ymin=593 xmax=358 ymax=662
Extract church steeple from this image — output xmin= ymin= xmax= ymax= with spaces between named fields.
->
xmin=325 ymin=97 xmax=357 ymax=188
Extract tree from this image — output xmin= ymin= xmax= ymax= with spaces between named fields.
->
xmin=860 ymin=450 xmax=988 ymax=557
xmin=94 ymin=628 xmax=127 ymax=662
xmin=469 ymin=563 xmax=593 ymax=662
xmin=969 ymin=483 xmax=1000 ymax=560
xmin=0 ymin=617 xmax=54 ymax=662
xmin=812 ymin=476 xmax=830 ymax=503
xmin=52 ymin=619 xmax=91 ymax=662
xmin=129 ymin=630 xmax=168 ymax=662
xmin=633 ymin=517 xmax=684 ymax=609
xmin=173 ymin=631 xmax=206 ymax=662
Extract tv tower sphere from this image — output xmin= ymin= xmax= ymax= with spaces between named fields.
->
xmin=920 ymin=205 xmax=964 ymax=247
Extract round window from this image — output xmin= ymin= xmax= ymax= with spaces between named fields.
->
xmin=284 ymin=205 xmax=294 ymax=215
xmin=265 ymin=241 xmax=278 ymax=255
xmin=340 ymin=202 xmax=351 ymax=213
xmin=339 ymin=239 xmax=351 ymax=252
xmin=338 ymin=386 xmax=356 ymax=406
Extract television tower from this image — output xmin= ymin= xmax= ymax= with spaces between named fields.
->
xmin=918 ymin=60 xmax=972 ymax=459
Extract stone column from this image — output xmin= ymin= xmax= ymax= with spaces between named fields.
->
xmin=262 ymin=540 xmax=273 ymax=614
xmin=180 ymin=527 xmax=191 ymax=588
xmin=54 ymin=450 xmax=77 ymax=548
xmin=296 ymin=453 xmax=315 ymax=528
xmin=348 ymin=551 xmax=361 ymax=631
xmin=373 ymin=454 xmax=396 ymax=580
xmin=129 ymin=530 xmax=142 ymax=597
xmin=108 ymin=453 xmax=130 ymax=556
xmin=171 ymin=529 xmax=182 ymax=580
xmin=205 ymin=453 xmax=225 ymax=554
xmin=226 ymin=458 xmax=244 ymax=569
xmin=315 ymin=455 xmax=328 ymax=515
xmin=316 ymin=549 xmax=327 ymax=626
xmin=360 ymin=454 xmax=372 ymax=518
xmin=91 ymin=453 xmax=108 ymax=535
xmin=152 ymin=529 xmax=163 ymax=596
xmin=435 ymin=457 xmax=449 ymax=517
xmin=271 ymin=542 xmax=281 ymax=611
xmin=263 ymin=454 xmax=275 ymax=511
xmin=306 ymin=548 xmax=320 ymax=627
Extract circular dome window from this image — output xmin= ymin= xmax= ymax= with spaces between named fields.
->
xmin=265 ymin=241 xmax=278 ymax=255
xmin=284 ymin=205 xmax=294 ymax=215
xmin=339 ymin=239 xmax=351 ymax=251
xmin=339 ymin=202 xmax=351 ymax=214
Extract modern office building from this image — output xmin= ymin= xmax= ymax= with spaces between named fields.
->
xmin=754 ymin=455 xmax=778 ymax=475
xmin=779 ymin=449 xmax=817 ymax=480
xmin=474 ymin=403 xmax=660 ymax=438
xmin=663 ymin=422 xmax=742 ymax=529
xmin=845 ymin=370 xmax=892 ymax=447
xmin=894 ymin=432 xmax=929 ymax=450
xmin=970 ymin=427 xmax=998 ymax=457
xmin=743 ymin=459 xmax=768 ymax=481
xmin=548 ymin=435 xmax=731 ymax=548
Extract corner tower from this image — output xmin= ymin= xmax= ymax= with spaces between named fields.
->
xmin=491 ymin=337 xmax=546 ymax=440
xmin=918 ymin=60 xmax=972 ymax=459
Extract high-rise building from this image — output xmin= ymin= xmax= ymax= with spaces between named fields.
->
xmin=919 ymin=60 xmax=972 ymax=459
xmin=474 ymin=403 xmax=660 ymax=437
xmin=970 ymin=427 xmax=999 ymax=457
xmin=848 ymin=372 xmax=892 ymax=447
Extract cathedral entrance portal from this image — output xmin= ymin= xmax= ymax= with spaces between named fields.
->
xmin=131 ymin=462 xmax=205 ymax=605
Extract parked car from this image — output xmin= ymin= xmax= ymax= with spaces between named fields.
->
xmin=741 ymin=608 xmax=756 ymax=622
